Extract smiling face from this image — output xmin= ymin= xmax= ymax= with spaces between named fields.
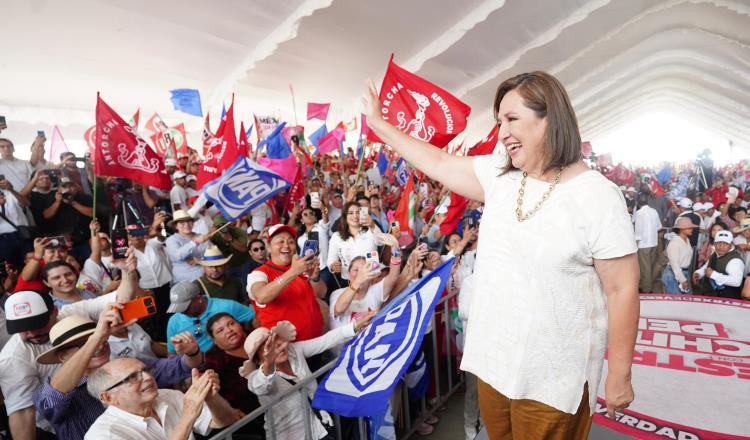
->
xmin=346 ymin=204 xmax=361 ymax=229
xmin=101 ymin=358 xmax=158 ymax=409
xmin=715 ymin=241 xmax=732 ymax=257
xmin=497 ymin=89 xmax=548 ymax=175
xmin=175 ymin=219 xmax=194 ymax=236
xmin=269 ymin=232 xmax=296 ymax=266
xmin=44 ymin=265 xmax=78 ymax=295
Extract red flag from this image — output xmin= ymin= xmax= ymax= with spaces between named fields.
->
xmin=144 ymin=112 xmax=168 ymax=134
xmin=47 ymin=126 xmax=70 ymax=162
xmin=285 ymin=166 xmax=305 ymax=211
xmin=467 ymin=125 xmax=499 ymax=156
xmin=94 ymin=95 xmax=171 ymax=190
xmin=129 ymin=108 xmax=140 ymax=128
xmin=216 ymin=98 xmax=238 ymax=172
xmin=440 ymin=192 xmax=469 ymax=235
xmin=596 ymin=153 xmax=613 ymax=168
xmin=394 ymin=172 xmax=416 ymax=244
xmin=196 ymin=139 xmax=222 ymax=189
xmin=171 ymin=123 xmax=188 ymax=156
xmin=647 ymin=175 xmax=666 ymax=196
xmin=307 ymin=102 xmax=330 ymax=121
xmin=238 ymin=121 xmax=250 ymax=158
xmin=149 ymin=132 xmax=169 ymax=157
xmin=368 ymin=55 xmax=471 ymax=147
xmin=84 ymin=125 xmax=97 ymax=155
xmin=360 ymin=114 xmax=369 ymax=138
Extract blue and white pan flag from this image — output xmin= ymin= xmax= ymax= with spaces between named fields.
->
xmin=395 ymin=158 xmax=409 ymax=187
xmin=203 ymin=156 xmax=290 ymax=221
xmin=312 ymin=258 xmax=455 ymax=417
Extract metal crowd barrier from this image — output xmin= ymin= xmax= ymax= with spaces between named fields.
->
xmin=209 ymin=290 xmax=466 ymax=440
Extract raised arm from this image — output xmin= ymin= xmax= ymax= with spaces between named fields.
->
xmin=363 ymin=79 xmax=483 ymax=201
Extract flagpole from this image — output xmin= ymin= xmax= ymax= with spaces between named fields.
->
xmin=91 ymin=92 xmax=99 ymax=236
xmin=288 ymin=84 xmax=299 ymax=126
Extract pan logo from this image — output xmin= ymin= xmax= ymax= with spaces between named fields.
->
xmin=323 ymin=277 xmax=442 ymax=396
xmin=212 ymin=161 xmax=289 ymax=218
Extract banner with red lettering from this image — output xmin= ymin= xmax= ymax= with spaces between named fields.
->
xmin=594 ymin=295 xmax=749 ymax=439
xmin=368 ymin=55 xmax=471 ymax=148
xmin=94 ymin=95 xmax=171 ymax=189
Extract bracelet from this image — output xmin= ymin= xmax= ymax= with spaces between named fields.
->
xmin=187 ymin=348 xmax=201 ymax=357
xmin=390 ymin=257 xmax=402 ymax=266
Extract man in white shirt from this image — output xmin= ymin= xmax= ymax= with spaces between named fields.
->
xmin=0 ymin=189 xmax=29 ymax=267
xmin=0 ymin=254 xmax=138 ymax=439
xmin=633 ymin=197 xmax=662 ymax=292
xmin=85 ymin=357 xmax=238 ymax=440
xmin=170 ymin=171 xmax=189 ymax=211
xmin=0 ymin=137 xmax=43 ymax=193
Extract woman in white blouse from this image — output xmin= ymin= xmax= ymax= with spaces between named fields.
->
xmin=326 ymin=202 xmax=379 ymax=281
xmin=242 ymin=318 xmax=373 ymax=440
xmin=363 ymin=71 xmax=639 ymax=439
xmin=662 ymin=217 xmax=699 ymax=293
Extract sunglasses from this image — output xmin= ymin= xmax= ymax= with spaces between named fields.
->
xmin=251 ymin=246 xmax=266 ymax=252
xmin=104 ymin=367 xmax=152 ymax=392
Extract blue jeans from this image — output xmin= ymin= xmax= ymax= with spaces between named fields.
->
xmin=661 ymin=266 xmax=691 ymax=294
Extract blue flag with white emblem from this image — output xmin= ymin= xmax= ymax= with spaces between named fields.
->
xmin=395 ymin=158 xmax=409 ymax=186
xmin=203 ymin=156 xmax=290 ymax=221
xmin=169 ymin=89 xmax=203 ymax=117
xmin=312 ymin=257 xmax=455 ymax=417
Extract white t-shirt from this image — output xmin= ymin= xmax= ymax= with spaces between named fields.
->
xmin=326 ymin=229 xmax=378 ymax=280
xmin=169 ymin=185 xmax=188 ymax=210
xmin=84 ymin=388 xmax=213 ymax=440
xmin=0 ymin=158 xmax=34 ymax=194
xmin=79 ymin=255 xmax=115 ymax=294
xmin=328 ymin=280 xmax=386 ymax=330
xmin=108 ymin=323 xmax=158 ymax=360
xmin=461 ymin=155 xmax=637 ymax=415
xmin=0 ymin=292 xmax=120 ymax=432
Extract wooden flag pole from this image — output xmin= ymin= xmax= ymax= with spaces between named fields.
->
xmin=289 ymin=84 xmax=299 ymax=126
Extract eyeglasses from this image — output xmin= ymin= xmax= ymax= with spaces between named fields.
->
xmin=104 ymin=367 xmax=152 ymax=392
xmin=194 ymin=319 xmax=203 ymax=337
xmin=251 ymin=246 xmax=265 ymax=252
xmin=302 ymin=212 xmax=315 ymax=217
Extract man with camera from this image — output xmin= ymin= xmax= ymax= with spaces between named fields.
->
xmin=32 ymin=177 xmax=94 ymax=262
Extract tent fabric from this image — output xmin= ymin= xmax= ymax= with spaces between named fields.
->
xmin=1 ymin=0 xmax=748 ymax=152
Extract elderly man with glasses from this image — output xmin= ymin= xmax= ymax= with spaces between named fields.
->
xmin=85 ymin=357 xmax=238 ymax=440
xmin=32 ymin=309 xmax=205 ymax=440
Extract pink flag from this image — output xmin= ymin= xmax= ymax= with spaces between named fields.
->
xmin=47 ymin=126 xmax=70 ymax=162
xmin=307 ymin=102 xmax=330 ymax=121
xmin=258 ymin=154 xmax=298 ymax=183
xmin=360 ymin=114 xmax=369 ymax=137
xmin=317 ymin=126 xmax=345 ymax=154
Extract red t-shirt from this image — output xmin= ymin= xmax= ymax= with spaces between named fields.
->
xmin=251 ymin=262 xmax=323 ymax=341
xmin=13 ymin=260 xmax=47 ymax=293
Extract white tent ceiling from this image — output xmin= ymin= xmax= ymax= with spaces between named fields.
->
xmin=1 ymin=0 xmax=748 ymax=152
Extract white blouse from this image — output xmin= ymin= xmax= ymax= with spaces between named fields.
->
xmin=326 ymin=228 xmax=378 ymax=280
xmin=461 ymin=155 xmax=636 ymax=414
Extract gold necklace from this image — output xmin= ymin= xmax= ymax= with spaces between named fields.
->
xmin=515 ymin=167 xmax=564 ymax=222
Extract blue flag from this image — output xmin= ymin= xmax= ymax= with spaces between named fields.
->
xmin=203 ymin=156 xmax=290 ymax=220
xmin=377 ymin=150 xmax=388 ymax=176
xmin=308 ymin=124 xmax=328 ymax=155
xmin=246 ymin=124 xmax=254 ymax=140
xmin=169 ymin=89 xmax=203 ymax=117
xmin=258 ymin=122 xmax=291 ymax=159
xmin=312 ymin=258 xmax=455 ymax=417
xmin=395 ymin=158 xmax=409 ymax=186
xmin=220 ymin=103 xmax=227 ymax=120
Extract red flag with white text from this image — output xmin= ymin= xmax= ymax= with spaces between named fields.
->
xmin=95 ymin=95 xmax=171 ymax=189
xmin=368 ymin=55 xmax=471 ymax=148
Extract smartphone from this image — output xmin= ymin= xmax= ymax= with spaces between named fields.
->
xmin=308 ymin=231 xmax=319 ymax=242
xmin=111 ymin=228 xmax=129 ymax=260
xmin=45 ymin=235 xmax=67 ymax=248
xmin=37 ymin=130 xmax=45 ymax=138
xmin=467 ymin=217 xmax=477 ymax=229
xmin=365 ymin=251 xmax=382 ymax=274
xmin=359 ymin=206 xmax=369 ymax=219
xmin=300 ymin=239 xmax=319 ymax=257
xmin=119 ymin=296 xmax=157 ymax=322
xmin=417 ymin=236 xmax=429 ymax=260
xmin=310 ymin=192 xmax=321 ymax=209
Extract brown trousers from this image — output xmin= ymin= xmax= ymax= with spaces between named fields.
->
xmin=477 ymin=379 xmax=593 ymax=440
xmin=637 ymin=246 xmax=660 ymax=292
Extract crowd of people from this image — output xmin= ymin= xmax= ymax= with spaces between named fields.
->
xmin=623 ymin=161 xmax=750 ymax=299
xmin=0 ymin=96 xmax=747 ymax=440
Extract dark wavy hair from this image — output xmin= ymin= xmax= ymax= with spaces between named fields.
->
xmin=493 ymin=71 xmax=582 ymax=176
xmin=338 ymin=202 xmax=361 ymax=241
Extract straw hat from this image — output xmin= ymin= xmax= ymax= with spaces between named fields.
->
xmin=732 ymin=218 xmax=750 ymax=234
xmin=197 ymin=246 xmax=232 ymax=267
xmin=238 ymin=321 xmax=296 ymax=377
xmin=168 ymin=210 xmax=194 ymax=228
xmin=672 ymin=216 xmax=699 ymax=231
xmin=36 ymin=315 xmax=97 ymax=364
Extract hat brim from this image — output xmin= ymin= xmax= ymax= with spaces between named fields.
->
xmin=35 ymin=327 xmax=96 ymax=364
xmin=166 ymin=300 xmax=191 ymax=314
xmin=732 ymin=225 xmax=750 ymax=234
xmin=6 ymin=311 xmax=52 ymax=335
xmin=197 ymin=255 xmax=232 ymax=267
xmin=269 ymin=225 xmax=297 ymax=240
xmin=168 ymin=216 xmax=194 ymax=228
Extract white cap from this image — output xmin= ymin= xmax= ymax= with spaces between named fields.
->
xmin=626 ymin=187 xmax=636 ymax=193
xmin=703 ymin=202 xmax=715 ymax=210
xmin=714 ymin=230 xmax=734 ymax=244
xmin=165 ymin=158 xmax=178 ymax=167
xmin=173 ymin=171 xmax=187 ymax=179
xmin=186 ymin=174 xmax=197 ymax=182
xmin=693 ymin=203 xmax=705 ymax=212
xmin=677 ymin=198 xmax=693 ymax=209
